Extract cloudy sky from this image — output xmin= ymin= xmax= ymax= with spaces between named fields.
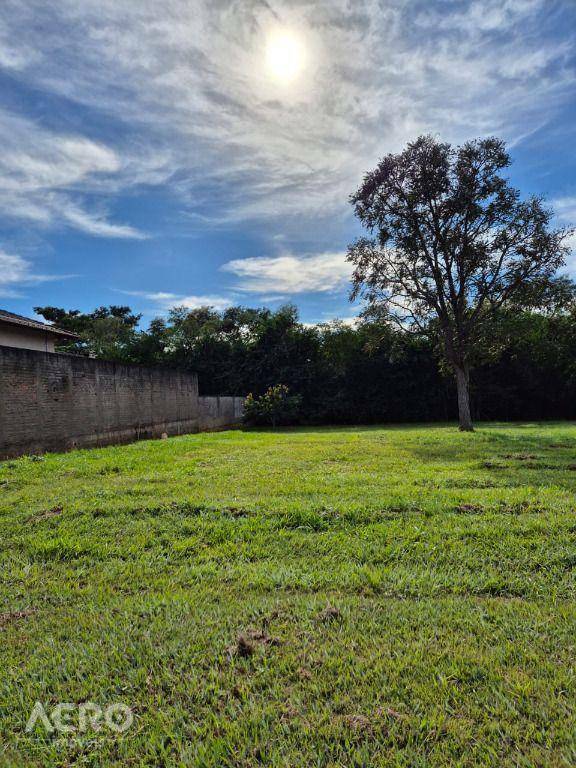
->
xmin=0 ymin=0 xmax=575 ymax=324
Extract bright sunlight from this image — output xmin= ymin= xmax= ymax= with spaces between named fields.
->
xmin=265 ymin=29 xmax=306 ymax=84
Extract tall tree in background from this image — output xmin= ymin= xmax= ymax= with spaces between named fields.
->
xmin=348 ymin=135 xmax=571 ymax=430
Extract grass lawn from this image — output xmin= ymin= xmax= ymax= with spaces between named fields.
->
xmin=1 ymin=423 xmax=576 ymax=766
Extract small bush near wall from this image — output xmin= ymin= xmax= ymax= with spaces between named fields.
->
xmin=243 ymin=385 xmax=302 ymax=428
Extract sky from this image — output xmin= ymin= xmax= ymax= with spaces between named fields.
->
xmin=0 ymin=0 xmax=575 ymax=326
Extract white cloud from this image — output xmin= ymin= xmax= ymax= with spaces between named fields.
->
xmin=222 ymin=252 xmax=351 ymax=294
xmin=60 ymin=203 xmax=147 ymax=240
xmin=0 ymin=250 xmax=70 ymax=298
xmin=121 ymin=290 xmax=234 ymax=312
xmin=0 ymin=0 xmax=573 ymax=231
xmin=554 ymin=197 xmax=576 ymax=224
xmin=0 ymin=110 xmax=150 ymax=239
xmin=0 ymin=16 xmax=37 ymax=70
xmin=305 ymin=315 xmax=360 ymax=329
xmin=419 ymin=0 xmax=544 ymax=34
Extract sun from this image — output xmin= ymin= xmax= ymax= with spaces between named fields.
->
xmin=265 ymin=29 xmax=305 ymax=84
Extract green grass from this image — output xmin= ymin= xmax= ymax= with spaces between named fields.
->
xmin=1 ymin=423 xmax=576 ymax=766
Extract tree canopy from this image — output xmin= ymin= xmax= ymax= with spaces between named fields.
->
xmin=348 ymin=135 xmax=571 ymax=429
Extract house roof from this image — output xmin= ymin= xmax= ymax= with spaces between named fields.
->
xmin=0 ymin=309 xmax=80 ymax=340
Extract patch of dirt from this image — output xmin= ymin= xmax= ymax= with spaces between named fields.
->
xmin=227 ymin=627 xmax=281 ymax=659
xmin=29 ymin=505 xmax=63 ymax=522
xmin=297 ymin=667 xmax=312 ymax=680
xmin=223 ymin=506 xmax=250 ymax=518
xmin=342 ymin=714 xmax=373 ymax=733
xmin=317 ymin=605 xmax=342 ymax=623
xmin=454 ymin=503 xmax=485 ymax=515
xmin=481 ymin=460 xmax=507 ymax=470
xmin=0 ymin=609 xmax=36 ymax=628
xmin=339 ymin=707 xmax=408 ymax=735
xmin=502 ymin=453 xmax=538 ymax=461
xmin=234 ymin=634 xmax=255 ymax=658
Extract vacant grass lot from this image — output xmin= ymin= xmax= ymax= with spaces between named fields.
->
xmin=1 ymin=423 xmax=576 ymax=767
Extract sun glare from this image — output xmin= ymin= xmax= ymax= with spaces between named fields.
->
xmin=265 ymin=29 xmax=305 ymax=84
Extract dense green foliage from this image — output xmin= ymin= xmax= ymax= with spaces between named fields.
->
xmin=2 ymin=424 xmax=576 ymax=766
xmin=243 ymin=385 xmax=302 ymax=427
xmin=36 ymin=289 xmax=576 ymax=423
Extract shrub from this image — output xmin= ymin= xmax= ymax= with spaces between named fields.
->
xmin=243 ymin=385 xmax=302 ymax=427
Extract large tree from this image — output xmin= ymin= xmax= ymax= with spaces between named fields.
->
xmin=348 ymin=135 xmax=571 ymax=430
xmin=34 ymin=305 xmax=141 ymax=360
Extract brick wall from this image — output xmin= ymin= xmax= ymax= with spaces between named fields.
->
xmin=0 ymin=346 xmax=203 ymax=458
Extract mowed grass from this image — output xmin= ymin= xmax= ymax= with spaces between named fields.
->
xmin=1 ymin=423 xmax=576 ymax=767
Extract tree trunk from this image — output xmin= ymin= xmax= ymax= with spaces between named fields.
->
xmin=454 ymin=364 xmax=474 ymax=432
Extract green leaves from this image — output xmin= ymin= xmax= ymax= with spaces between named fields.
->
xmin=243 ymin=385 xmax=302 ymax=427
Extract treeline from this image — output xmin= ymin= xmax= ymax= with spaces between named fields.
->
xmin=36 ymin=297 xmax=576 ymax=424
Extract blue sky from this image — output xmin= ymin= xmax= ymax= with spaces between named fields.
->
xmin=0 ymin=0 xmax=575 ymax=325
